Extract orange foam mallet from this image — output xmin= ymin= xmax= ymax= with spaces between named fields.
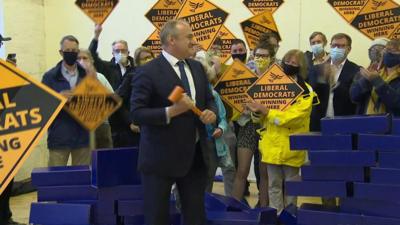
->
xmin=168 ymin=86 xmax=202 ymax=116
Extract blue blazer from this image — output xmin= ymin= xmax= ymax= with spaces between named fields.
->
xmin=131 ymin=54 xmax=217 ymax=177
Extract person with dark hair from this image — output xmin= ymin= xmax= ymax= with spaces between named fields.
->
xmin=231 ymin=39 xmax=248 ymax=63
xmin=131 ymin=20 xmax=217 ymax=225
xmin=41 ymin=35 xmax=90 ymax=166
xmin=351 ymin=39 xmax=400 ymax=116
xmin=259 ymin=32 xmax=281 ymax=55
xmin=304 ymin=31 xmax=329 ymax=68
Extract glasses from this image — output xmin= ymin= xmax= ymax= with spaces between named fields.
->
xmin=254 ymin=53 xmax=270 ymax=58
xmin=330 ymin=43 xmax=347 ymax=49
xmin=113 ymin=49 xmax=128 ymax=54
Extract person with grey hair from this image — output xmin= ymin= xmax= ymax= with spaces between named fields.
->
xmin=131 ymin=19 xmax=217 ymax=225
xmin=88 ymin=24 xmax=137 ymax=148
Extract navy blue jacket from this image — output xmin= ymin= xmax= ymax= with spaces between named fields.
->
xmin=350 ymin=71 xmax=400 ymax=116
xmin=131 ymin=55 xmax=217 ymax=177
xmin=41 ymin=61 xmax=89 ymax=150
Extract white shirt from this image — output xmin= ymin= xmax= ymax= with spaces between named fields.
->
xmin=326 ymin=59 xmax=346 ymax=117
xmin=61 ymin=63 xmax=78 ymax=88
xmin=96 ymin=72 xmax=114 ymax=92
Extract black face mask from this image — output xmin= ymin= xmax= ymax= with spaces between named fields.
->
xmin=232 ymin=53 xmax=247 ymax=63
xmin=283 ymin=63 xmax=300 ymax=76
xmin=63 ymin=51 xmax=78 ymax=66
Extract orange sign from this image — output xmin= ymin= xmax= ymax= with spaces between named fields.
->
xmin=142 ymin=29 xmax=162 ymax=57
xmin=246 ymin=64 xmax=304 ymax=111
xmin=176 ymin=0 xmax=229 ymax=50
xmin=242 ymin=0 xmax=284 ymax=15
xmin=145 ymin=0 xmax=183 ymax=31
xmin=240 ymin=10 xmax=280 ymax=50
xmin=75 ymin=0 xmax=119 ymax=25
xmin=64 ymin=76 xmax=122 ymax=131
xmin=329 ymin=0 xmax=400 ymax=40
xmin=0 ymin=60 xmax=66 ymax=195
xmin=213 ymin=25 xmax=237 ymax=64
xmin=214 ymin=60 xmax=258 ymax=113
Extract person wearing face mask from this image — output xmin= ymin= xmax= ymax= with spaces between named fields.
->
xmin=42 ymin=35 xmax=90 ymax=167
xmin=351 ymin=39 xmax=400 ymax=116
xmin=304 ymin=32 xmax=330 ymax=69
xmin=247 ymin=49 xmax=317 ymax=213
xmin=258 ymin=32 xmax=281 ymax=62
xmin=367 ymin=37 xmax=389 ymax=68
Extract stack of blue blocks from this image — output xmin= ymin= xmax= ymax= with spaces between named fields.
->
xmin=287 ymin=114 xmax=400 ymax=225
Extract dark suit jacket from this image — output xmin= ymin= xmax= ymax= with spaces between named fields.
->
xmin=308 ymin=59 xmax=360 ymax=131
xmin=131 ymin=54 xmax=217 ymax=177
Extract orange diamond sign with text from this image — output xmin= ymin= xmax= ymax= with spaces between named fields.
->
xmin=247 ymin=64 xmax=304 ymax=111
xmin=75 ymin=0 xmax=119 ymax=24
xmin=242 ymin=0 xmax=284 ymax=15
xmin=0 ymin=60 xmax=66 ymax=194
xmin=142 ymin=29 xmax=163 ymax=57
xmin=241 ymin=10 xmax=280 ymax=50
xmin=214 ymin=60 xmax=258 ymax=113
xmin=176 ymin=0 xmax=229 ymax=50
xmin=64 ymin=76 xmax=122 ymax=131
xmin=329 ymin=0 xmax=400 ymax=40
xmin=145 ymin=0 xmax=183 ymax=31
xmin=213 ymin=25 xmax=237 ymax=64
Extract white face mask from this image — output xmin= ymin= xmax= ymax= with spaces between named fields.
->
xmin=115 ymin=52 xmax=128 ymax=65
xmin=311 ymin=43 xmax=324 ymax=56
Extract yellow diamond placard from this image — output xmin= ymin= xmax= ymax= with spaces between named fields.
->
xmin=246 ymin=64 xmax=304 ymax=111
xmin=214 ymin=25 xmax=237 ymax=64
xmin=0 ymin=60 xmax=66 ymax=195
xmin=75 ymin=0 xmax=119 ymax=25
xmin=242 ymin=0 xmax=284 ymax=15
xmin=176 ymin=0 xmax=229 ymax=50
xmin=142 ymin=29 xmax=162 ymax=57
xmin=145 ymin=0 xmax=183 ymax=31
xmin=64 ymin=76 xmax=122 ymax=131
xmin=240 ymin=10 xmax=280 ymax=50
xmin=328 ymin=0 xmax=368 ymax=23
xmin=214 ymin=60 xmax=258 ymax=113
xmin=350 ymin=0 xmax=400 ymax=40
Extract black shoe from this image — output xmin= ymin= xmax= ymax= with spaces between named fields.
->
xmin=7 ymin=219 xmax=25 ymax=225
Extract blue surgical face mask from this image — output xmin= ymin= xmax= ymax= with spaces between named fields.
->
xmin=330 ymin=47 xmax=346 ymax=63
xmin=383 ymin=52 xmax=400 ymax=68
xmin=311 ymin=43 xmax=324 ymax=56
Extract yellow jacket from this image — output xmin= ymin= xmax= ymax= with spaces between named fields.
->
xmin=255 ymin=83 xmax=318 ymax=167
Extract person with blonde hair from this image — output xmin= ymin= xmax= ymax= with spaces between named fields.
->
xmin=134 ymin=46 xmax=155 ymax=67
xmin=247 ymin=49 xmax=318 ymax=213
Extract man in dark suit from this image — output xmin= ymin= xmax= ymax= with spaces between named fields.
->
xmin=308 ymin=33 xmax=360 ymax=207
xmin=309 ymin=33 xmax=360 ymax=132
xmin=131 ymin=20 xmax=217 ymax=225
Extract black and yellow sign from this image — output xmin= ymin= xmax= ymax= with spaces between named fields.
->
xmin=214 ymin=60 xmax=258 ymax=113
xmin=0 ymin=60 xmax=66 ymax=195
xmin=142 ymin=29 xmax=162 ymax=57
xmin=243 ymin=0 xmax=284 ymax=15
xmin=214 ymin=25 xmax=237 ymax=64
xmin=240 ymin=10 xmax=280 ymax=50
xmin=329 ymin=0 xmax=400 ymax=40
xmin=75 ymin=0 xmax=119 ymax=25
xmin=64 ymin=76 xmax=122 ymax=131
xmin=145 ymin=0 xmax=183 ymax=31
xmin=176 ymin=0 xmax=229 ymax=50
xmin=247 ymin=64 xmax=304 ymax=111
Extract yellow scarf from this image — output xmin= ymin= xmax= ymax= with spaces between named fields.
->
xmin=367 ymin=66 xmax=400 ymax=115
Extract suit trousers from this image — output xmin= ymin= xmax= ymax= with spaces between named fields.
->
xmin=142 ymin=143 xmax=207 ymax=225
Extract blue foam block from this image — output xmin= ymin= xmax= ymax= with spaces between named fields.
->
xmin=370 ymin=167 xmax=400 ymax=184
xmin=117 ymin=200 xmax=177 ymax=217
xmin=285 ymin=180 xmax=347 ymax=197
xmin=364 ymin=215 xmax=400 ymax=225
xmin=308 ymin=151 xmax=376 ymax=166
xmin=379 ymin=152 xmax=400 ymax=168
xmin=278 ymin=204 xmax=297 ymax=225
xmin=123 ymin=213 xmax=181 ymax=225
xmin=32 ymin=166 xmax=91 ymax=187
xmin=98 ymin=185 xmax=143 ymax=202
xmin=93 ymin=213 xmax=119 ymax=225
xmin=358 ymin=134 xmax=400 ymax=151
xmin=290 ymin=133 xmax=353 ymax=151
xmin=301 ymin=165 xmax=364 ymax=182
xmin=30 ymin=202 xmax=91 ymax=225
xmin=392 ymin=118 xmax=400 ymax=135
xmin=92 ymin=147 xmax=141 ymax=187
xmin=248 ymin=207 xmax=277 ymax=225
xmin=59 ymin=199 xmax=115 ymax=215
xmin=320 ymin=114 xmax=391 ymax=135
xmin=37 ymin=185 xmax=98 ymax=202
xmin=297 ymin=204 xmax=363 ymax=225
xmin=205 ymin=193 xmax=250 ymax=212
xmin=341 ymin=198 xmax=400 ymax=219
xmin=207 ymin=211 xmax=260 ymax=225
xmin=354 ymin=183 xmax=400 ymax=203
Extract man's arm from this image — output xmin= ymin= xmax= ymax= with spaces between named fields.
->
xmin=88 ymin=24 xmax=112 ymax=83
